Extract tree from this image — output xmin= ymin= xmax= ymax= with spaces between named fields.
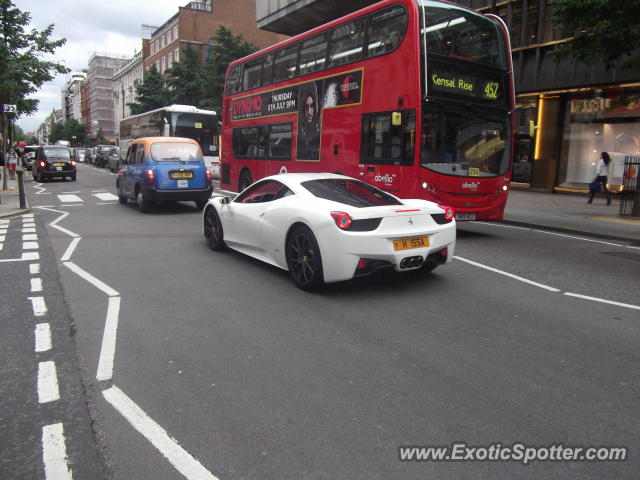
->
xmin=62 ymin=118 xmax=87 ymax=146
xmin=128 ymin=64 xmax=171 ymax=115
xmin=0 ymin=0 xmax=68 ymax=188
xmin=48 ymin=122 xmax=64 ymax=144
xmin=200 ymin=26 xmax=258 ymax=115
xmin=166 ymin=45 xmax=202 ymax=106
xmin=550 ymin=0 xmax=640 ymax=70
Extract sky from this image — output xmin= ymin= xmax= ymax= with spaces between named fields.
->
xmin=14 ymin=0 xmax=185 ymax=133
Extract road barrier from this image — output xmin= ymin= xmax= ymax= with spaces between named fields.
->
xmin=620 ymin=156 xmax=640 ymax=217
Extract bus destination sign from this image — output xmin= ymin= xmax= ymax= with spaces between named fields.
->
xmin=428 ymin=61 xmax=504 ymax=104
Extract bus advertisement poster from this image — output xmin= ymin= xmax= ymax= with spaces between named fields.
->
xmin=231 ymin=70 xmax=363 ymax=122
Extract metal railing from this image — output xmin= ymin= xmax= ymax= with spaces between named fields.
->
xmin=620 ymin=155 xmax=640 ymax=217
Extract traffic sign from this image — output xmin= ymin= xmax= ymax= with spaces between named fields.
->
xmin=2 ymin=104 xmax=17 ymax=113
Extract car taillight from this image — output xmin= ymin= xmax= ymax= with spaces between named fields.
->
xmin=330 ymin=211 xmax=352 ymax=230
xmin=438 ymin=204 xmax=455 ymax=221
xmin=71 ymin=161 xmax=77 ymax=167
xmin=205 ymin=168 xmax=212 ymax=184
xmin=146 ymin=169 xmax=155 ymax=185
xmin=39 ymin=161 xmax=46 ymax=168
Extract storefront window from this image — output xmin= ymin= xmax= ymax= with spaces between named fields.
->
xmin=558 ymin=88 xmax=640 ymax=189
xmin=513 ymin=96 xmax=538 ymax=183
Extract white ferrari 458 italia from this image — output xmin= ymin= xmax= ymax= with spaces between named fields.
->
xmin=203 ymin=173 xmax=456 ymax=290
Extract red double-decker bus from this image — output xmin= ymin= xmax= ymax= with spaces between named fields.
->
xmin=220 ymin=0 xmax=514 ymax=221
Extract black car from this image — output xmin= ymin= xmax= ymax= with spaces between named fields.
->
xmin=32 ymin=145 xmax=76 ymax=182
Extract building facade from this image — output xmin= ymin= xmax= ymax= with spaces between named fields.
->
xmin=256 ymin=0 xmax=640 ymax=192
xmin=113 ymin=50 xmax=145 ymax=128
xmin=61 ymin=72 xmax=87 ymax=123
xmin=87 ymin=53 xmax=131 ymax=139
xmin=145 ymin=0 xmax=287 ymax=75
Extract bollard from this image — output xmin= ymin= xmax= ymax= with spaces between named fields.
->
xmin=17 ymin=169 xmax=27 ymax=209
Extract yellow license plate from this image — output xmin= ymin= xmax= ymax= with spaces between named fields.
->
xmin=53 ymin=162 xmax=66 ymax=167
xmin=170 ymin=171 xmax=193 ymax=179
xmin=393 ymin=236 xmax=430 ymax=251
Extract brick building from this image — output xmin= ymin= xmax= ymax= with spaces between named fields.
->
xmin=145 ymin=0 xmax=287 ymax=75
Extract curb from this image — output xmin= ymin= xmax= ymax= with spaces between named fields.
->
xmin=498 ymin=219 xmax=640 ymax=246
xmin=0 ymin=207 xmax=32 ymax=219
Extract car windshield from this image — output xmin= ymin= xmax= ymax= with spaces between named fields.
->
xmin=150 ymin=142 xmax=202 ymax=162
xmin=301 ymin=178 xmax=402 ymax=208
xmin=44 ymin=148 xmax=71 ymax=159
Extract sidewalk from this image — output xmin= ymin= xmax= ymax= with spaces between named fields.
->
xmin=502 ymin=189 xmax=640 ymax=244
xmin=0 ymin=172 xmax=30 ymax=218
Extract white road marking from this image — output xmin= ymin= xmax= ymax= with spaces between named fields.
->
xmin=0 ymin=235 xmax=5 ymax=242
xmin=30 ymin=263 xmax=40 ymax=274
xmin=470 ymin=221 xmax=529 ymax=230
xmin=31 ymin=278 xmax=43 ymax=292
xmin=22 ymin=251 xmax=40 ymax=261
xmin=454 ymin=256 xmax=561 ymax=292
xmin=22 ymin=222 xmax=36 ymax=228
xmin=103 ymin=386 xmax=219 ymax=480
xmin=37 ymin=207 xmax=80 ymax=238
xmin=23 ymin=233 xmax=38 ymax=241
xmin=0 ymin=219 xmax=9 ymax=224
xmin=28 ymin=296 xmax=48 ymax=316
xmin=22 ymin=228 xmax=36 ymax=233
xmin=530 ymin=229 xmax=624 ymax=247
xmin=63 ymin=262 xmax=119 ymax=296
xmin=0 ymin=243 xmax=3 ymax=251
xmin=58 ymin=194 xmax=83 ymax=203
xmin=42 ymin=423 xmax=73 ymax=480
xmin=61 ymin=238 xmax=81 ymax=262
xmin=38 ymin=361 xmax=60 ymax=403
xmin=96 ymin=297 xmax=121 ymax=381
xmin=93 ymin=192 xmax=118 ymax=201
xmin=35 ymin=323 xmax=52 ymax=352
xmin=564 ymin=292 xmax=640 ymax=311
xmin=23 ymin=241 xmax=39 ymax=250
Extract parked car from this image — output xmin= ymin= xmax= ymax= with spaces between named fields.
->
xmin=74 ymin=148 xmax=88 ymax=163
xmin=107 ymin=149 xmax=122 ymax=172
xmin=95 ymin=145 xmax=118 ymax=168
xmin=203 ymin=173 xmax=457 ymax=290
xmin=21 ymin=145 xmax=39 ymax=170
xmin=116 ymin=137 xmax=213 ymax=212
xmin=31 ymin=145 xmax=77 ymax=182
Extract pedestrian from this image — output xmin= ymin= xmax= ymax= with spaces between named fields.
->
xmin=588 ymin=151 xmax=612 ymax=205
xmin=7 ymin=147 xmax=18 ymax=180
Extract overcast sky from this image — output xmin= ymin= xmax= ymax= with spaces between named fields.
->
xmin=14 ymin=0 xmax=184 ymax=133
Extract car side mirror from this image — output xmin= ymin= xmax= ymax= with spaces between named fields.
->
xmin=220 ymin=196 xmax=232 ymax=205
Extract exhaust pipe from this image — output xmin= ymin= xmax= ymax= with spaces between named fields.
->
xmin=400 ymin=256 xmax=425 ymax=269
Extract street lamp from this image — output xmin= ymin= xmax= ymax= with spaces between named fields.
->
xmin=72 ymin=135 xmax=77 ymax=148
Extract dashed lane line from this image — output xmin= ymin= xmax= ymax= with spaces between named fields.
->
xmin=454 ymin=255 xmax=640 ymax=311
xmin=35 ymin=323 xmax=52 ymax=353
xmin=37 ymin=361 xmax=60 ymax=404
xmin=42 ymin=423 xmax=73 ymax=480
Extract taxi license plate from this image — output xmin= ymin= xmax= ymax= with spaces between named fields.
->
xmin=170 ymin=171 xmax=193 ymax=179
xmin=177 ymin=179 xmax=188 ymax=188
xmin=455 ymin=212 xmax=476 ymax=221
xmin=393 ymin=236 xmax=429 ymax=251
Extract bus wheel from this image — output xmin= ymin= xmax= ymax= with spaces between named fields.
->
xmin=238 ymin=170 xmax=252 ymax=192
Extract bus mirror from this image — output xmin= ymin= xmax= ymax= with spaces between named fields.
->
xmin=392 ymin=111 xmax=402 ymax=126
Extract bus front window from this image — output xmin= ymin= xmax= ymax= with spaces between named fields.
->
xmin=172 ymin=113 xmax=218 ymax=156
xmin=421 ymin=108 xmax=510 ymax=178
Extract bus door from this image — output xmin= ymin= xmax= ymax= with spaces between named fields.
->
xmin=359 ymin=109 xmax=417 ymax=195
